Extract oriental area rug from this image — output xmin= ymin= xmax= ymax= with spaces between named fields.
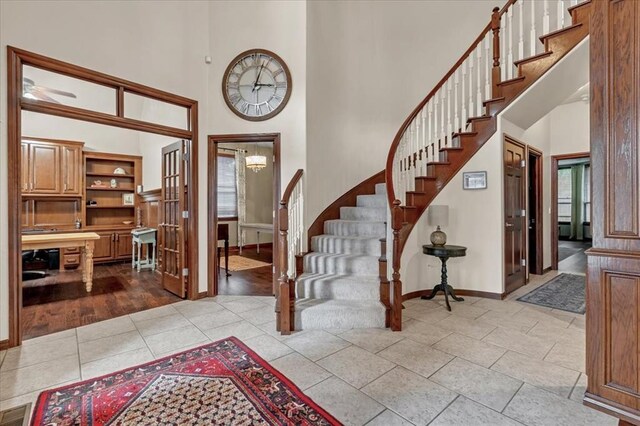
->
xmin=30 ymin=337 xmax=340 ymax=426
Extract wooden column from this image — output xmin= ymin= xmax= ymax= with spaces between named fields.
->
xmin=390 ymin=200 xmax=403 ymax=331
xmin=584 ymin=1 xmax=640 ymax=424
xmin=491 ymin=6 xmax=502 ymax=99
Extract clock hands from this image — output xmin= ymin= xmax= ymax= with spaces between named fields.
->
xmin=252 ymin=63 xmax=265 ymax=92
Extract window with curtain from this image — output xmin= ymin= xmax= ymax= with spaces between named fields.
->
xmin=583 ymin=164 xmax=591 ymax=222
xmin=217 ymin=154 xmax=238 ymax=219
xmin=557 ymin=167 xmax=572 ymax=222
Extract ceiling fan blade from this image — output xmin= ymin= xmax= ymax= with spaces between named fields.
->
xmin=30 ymin=88 xmax=60 ymax=104
xmin=35 ymin=85 xmax=77 ymax=98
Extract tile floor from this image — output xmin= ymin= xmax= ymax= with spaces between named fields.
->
xmin=0 ymin=272 xmax=615 ymax=425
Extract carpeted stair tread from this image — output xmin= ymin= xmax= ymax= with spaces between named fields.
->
xmin=296 ymin=273 xmax=380 ymax=300
xmin=356 ymin=194 xmax=387 ymax=208
xmin=311 ymin=234 xmax=382 ymax=255
xmin=294 ymin=298 xmax=386 ymax=330
xmin=375 ymin=183 xmax=387 ymax=195
xmin=324 ymin=219 xmax=386 ymax=237
xmin=340 ymin=206 xmax=387 ymax=221
xmin=303 ymin=252 xmax=379 ymax=275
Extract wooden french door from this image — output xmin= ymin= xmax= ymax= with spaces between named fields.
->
xmin=504 ymin=137 xmax=526 ymax=293
xmin=161 ymin=140 xmax=188 ymax=298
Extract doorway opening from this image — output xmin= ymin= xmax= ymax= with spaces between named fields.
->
xmin=527 ymin=146 xmax=544 ymax=278
xmin=551 ymin=153 xmax=591 ymax=274
xmin=7 ymin=47 xmax=199 ymax=347
xmin=208 ymin=134 xmax=281 ymax=297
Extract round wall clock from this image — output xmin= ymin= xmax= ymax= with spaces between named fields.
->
xmin=222 ymin=49 xmax=292 ymax=121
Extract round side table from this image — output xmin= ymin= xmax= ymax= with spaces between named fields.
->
xmin=421 ymin=244 xmax=467 ymax=311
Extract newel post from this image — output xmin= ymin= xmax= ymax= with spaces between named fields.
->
xmin=390 ymin=200 xmax=403 ymax=331
xmin=277 ymin=201 xmax=293 ymax=334
xmin=491 ymin=6 xmax=502 ymax=98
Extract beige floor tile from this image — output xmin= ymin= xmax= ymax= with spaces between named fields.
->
xmin=77 ymin=315 xmax=135 ymax=343
xmin=483 ymin=327 xmax=555 ymax=359
xmin=1 ymin=335 xmax=77 ymax=371
xmin=433 ymin=333 xmax=506 ymax=368
xmin=378 ymin=339 xmax=453 ymax=379
xmin=430 ymin=358 xmax=522 ymax=412
xmin=476 ymin=309 xmax=538 ymax=333
xmin=337 ymin=328 xmax=405 ymax=353
xmin=220 ymin=299 xmax=267 ymax=313
xmin=366 ymin=409 xmax=414 ymax=426
xmin=270 ymin=353 xmax=332 ymax=390
xmin=430 ymin=396 xmax=521 ymax=426
xmin=447 ymin=303 xmax=489 ymax=319
xmin=503 ymin=383 xmax=617 ymax=426
xmin=0 ymin=354 xmax=79 ymax=401
xmin=491 ymin=351 xmax=580 ymax=398
xmin=437 ymin=315 xmax=496 ymax=340
xmin=251 ymin=296 xmax=276 ymax=307
xmin=305 ymin=376 xmax=384 ymax=426
xmin=202 ymin=320 xmax=265 ymax=342
xmin=143 ymin=325 xmax=209 ymax=356
xmin=570 ymin=315 xmax=586 ymax=331
xmin=237 ymin=306 xmax=277 ymax=325
xmin=544 ymin=342 xmax=585 ymax=373
xmin=317 ymin=346 xmax=395 ymax=389
xmin=284 ymin=330 xmax=350 ymax=361
xmin=134 ymin=313 xmax=192 ymax=337
xmin=22 ymin=329 xmax=76 ymax=346
xmin=208 ymin=295 xmax=246 ymax=303
xmin=473 ymin=298 xmax=524 ymax=315
xmin=172 ymin=300 xmax=226 ymax=319
xmin=243 ymin=335 xmax=294 ymax=361
xmin=526 ymin=321 xmax=585 ymax=347
xmin=0 ymin=388 xmax=43 ymax=420
xmin=397 ymin=319 xmax=452 ymax=346
xmin=517 ymin=307 xmax=573 ymax=329
xmin=570 ymin=373 xmax=587 ymax=403
xmin=404 ymin=307 xmax=451 ymax=323
xmin=128 ymin=304 xmax=178 ymax=322
xmin=78 ymin=330 xmax=145 ymax=364
xmin=0 ymin=351 xmax=5 ymax=368
xmin=188 ymin=310 xmax=243 ymax=331
xmin=81 ymin=347 xmax=154 ymax=380
xmin=362 ymin=366 xmax=457 ymax=425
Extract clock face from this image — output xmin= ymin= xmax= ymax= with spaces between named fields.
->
xmin=222 ymin=49 xmax=292 ymax=121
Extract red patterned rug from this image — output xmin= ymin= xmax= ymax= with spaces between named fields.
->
xmin=31 ymin=337 xmax=340 ymax=425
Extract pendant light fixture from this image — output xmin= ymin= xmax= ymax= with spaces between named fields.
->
xmin=246 ymin=144 xmax=267 ymax=173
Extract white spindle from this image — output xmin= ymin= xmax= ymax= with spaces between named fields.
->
xmin=507 ymin=6 xmax=513 ymax=80
xmin=427 ymin=100 xmax=433 ymax=164
xmin=500 ymin=11 xmax=507 ymax=81
xmin=434 ymin=89 xmax=440 ymax=153
xmin=484 ymin=34 xmax=491 ymax=101
xmin=530 ymin=0 xmax=537 ymax=56
xmin=440 ymin=87 xmax=446 ymax=147
xmin=557 ymin=0 xmax=565 ymax=29
xmin=454 ymin=69 xmax=460 ymax=134
xmin=476 ymin=45 xmax=482 ymax=117
xmin=446 ymin=79 xmax=452 ymax=146
xmin=468 ymin=57 xmax=475 ymax=121
xmin=571 ymin=0 xmax=578 ymax=6
xmin=461 ymin=60 xmax=467 ymax=127
xmin=543 ymin=0 xmax=550 ymax=35
xmin=518 ymin=0 xmax=524 ymax=60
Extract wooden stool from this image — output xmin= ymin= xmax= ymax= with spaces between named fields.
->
xmin=131 ymin=228 xmax=157 ymax=272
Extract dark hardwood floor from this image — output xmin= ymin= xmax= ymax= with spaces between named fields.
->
xmin=22 ymin=262 xmax=181 ymax=340
xmin=217 ymin=245 xmax=274 ymax=296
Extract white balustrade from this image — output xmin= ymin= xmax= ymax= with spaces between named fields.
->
xmin=286 ymin=177 xmax=304 ymax=279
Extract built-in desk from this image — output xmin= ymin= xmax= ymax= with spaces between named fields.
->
xmin=22 ymin=232 xmax=101 ymax=292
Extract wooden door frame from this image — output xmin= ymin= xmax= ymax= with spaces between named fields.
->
xmin=207 ymin=133 xmax=281 ymax=297
xmin=503 ymin=134 xmax=527 ymax=293
xmin=550 ymin=152 xmax=590 ymax=270
xmin=526 ymin=145 xmax=544 ymax=276
xmin=6 ymin=46 xmax=200 ymax=348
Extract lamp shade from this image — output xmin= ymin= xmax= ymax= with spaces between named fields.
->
xmin=427 ymin=205 xmax=449 ymax=227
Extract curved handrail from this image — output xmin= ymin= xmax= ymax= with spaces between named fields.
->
xmin=281 ymin=169 xmax=304 ymax=206
xmin=384 ymin=0 xmax=516 ymax=207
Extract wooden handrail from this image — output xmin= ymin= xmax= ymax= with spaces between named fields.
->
xmin=277 ymin=169 xmax=304 ymax=334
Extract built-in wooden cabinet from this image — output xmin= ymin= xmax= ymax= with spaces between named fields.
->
xmin=91 ymin=230 xmax=133 ymax=263
xmin=21 ymin=138 xmax=83 ymax=197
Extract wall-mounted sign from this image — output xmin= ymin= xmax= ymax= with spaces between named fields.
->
xmin=463 ymin=171 xmax=487 ymax=190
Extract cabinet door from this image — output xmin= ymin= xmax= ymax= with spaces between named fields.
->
xmin=21 ymin=142 xmax=30 ymax=194
xmin=115 ymin=231 xmax=133 ymax=259
xmin=21 ymin=199 xmax=32 ymax=229
xmin=61 ymin=145 xmax=82 ymax=195
xmin=30 ymin=143 xmax=61 ymax=194
xmin=93 ymin=232 xmax=115 ymax=262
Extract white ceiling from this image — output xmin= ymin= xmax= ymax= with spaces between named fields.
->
xmin=501 ymin=37 xmax=589 ymax=129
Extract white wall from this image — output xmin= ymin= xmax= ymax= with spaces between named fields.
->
xmin=306 ymin=0 xmax=497 ymax=226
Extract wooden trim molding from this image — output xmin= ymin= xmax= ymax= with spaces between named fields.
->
xmin=0 ymin=339 xmax=10 ymax=351
xmin=7 ymin=47 xmax=200 ymax=348
xmin=526 ymin=145 xmax=544 ymax=276
xmin=402 ymin=289 xmax=506 ymax=302
xmin=307 ymin=170 xmax=385 ymax=248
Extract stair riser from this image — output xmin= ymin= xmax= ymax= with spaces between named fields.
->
xmin=414 ymin=177 xmax=436 ymax=192
xmin=544 ymin=26 xmax=588 ymax=55
xmin=297 ymin=280 xmax=379 ymax=300
xmin=357 ymin=194 xmax=387 ymax=208
xmin=570 ymin=4 xmax=590 ymax=24
xmin=303 ymin=256 xmax=378 ymax=275
xmin=484 ymin=100 xmax=506 ymax=116
xmin=340 ymin=206 xmax=387 ymax=221
xmin=295 ymin=308 xmax=386 ymax=330
xmin=324 ymin=221 xmax=386 ymax=237
xmin=311 ymin=236 xmax=381 ymax=256
xmin=517 ymin=53 xmax=558 ymax=79
xmin=407 ymin=192 xmax=428 ymax=207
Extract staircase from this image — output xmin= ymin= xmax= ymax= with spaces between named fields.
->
xmin=385 ymin=0 xmax=592 ymax=330
xmin=294 ymin=183 xmax=387 ymax=330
